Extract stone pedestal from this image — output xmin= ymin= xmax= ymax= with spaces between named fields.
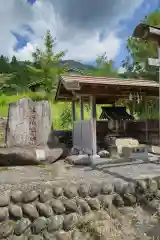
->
xmin=104 ymin=135 xmax=119 ymax=158
xmin=108 ymin=145 xmax=118 ymax=158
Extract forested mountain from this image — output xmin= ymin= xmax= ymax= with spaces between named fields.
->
xmin=0 ymin=56 xmax=96 ymax=92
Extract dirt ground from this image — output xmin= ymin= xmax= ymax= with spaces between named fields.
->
xmin=0 ymin=153 xmax=159 ymax=184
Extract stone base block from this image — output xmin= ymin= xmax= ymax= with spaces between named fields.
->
xmin=122 ymin=144 xmax=148 ymax=160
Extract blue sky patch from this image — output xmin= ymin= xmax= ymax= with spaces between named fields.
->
xmin=22 ymin=24 xmax=34 ymax=35
xmin=28 ymin=0 xmax=36 ymax=4
xmin=115 ymin=0 xmax=159 ymax=67
xmin=12 ymin=32 xmax=30 ymax=51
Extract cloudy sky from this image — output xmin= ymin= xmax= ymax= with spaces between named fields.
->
xmin=0 ymin=0 xmax=159 ymax=67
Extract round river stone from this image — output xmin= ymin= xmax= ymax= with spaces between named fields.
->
xmin=64 ymin=199 xmax=78 ymax=213
xmin=98 ymin=194 xmax=114 ymax=209
xmin=64 ymin=185 xmax=78 ymax=199
xmin=50 ymin=199 xmax=65 ymax=214
xmin=0 ymin=207 xmax=9 ymax=222
xmin=76 ymin=198 xmax=91 ymax=214
xmin=14 ymin=217 xmax=31 ymax=236
xmin=0 ymin=191 xmax=10 ymax=207
xmin=9 ymin=204 xmax=23 ymax=219
xmin=36 ymin=202 xmax=53 ymax=218
xmin=39 ymin=189 xmax=53 ymax=203
xmin=47 ymin=215 xmax=64 ymax=232
xmin=22 ymin=204 xmax=39 ymax=220
xmin=53 ymin=186 xmax=63 ymax=198
xmin=11 ymin=190 xmax=23 ymax=203
xmin=23 ymin=191 xmax=39 ymax=203
xmin=63 ymin=213 xmax=79 ymax=231
xmin=0 ymin=220 xmax=15 ymax=238
xmin=86 ymin=198 xmax=101 ymax=210
xmin=113 ymin=194 xmax=124 ymax=207
xmin=101 ymin=182 xmax=113 ymax=195
xmin=31 ymin=217 xmax=47 ymax=234
xmin=78 ymin=183 xmax=90 ymax=198
xmin=89 ymin=184 xmax=101 ymax=197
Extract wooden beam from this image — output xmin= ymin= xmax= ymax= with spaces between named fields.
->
xmin=77 ymin=86 xmax=158 ymax=97
xmin=145 ymin=96 xmax=148 ymax=143
xmin=158 ymin=47 xmax=160 ymax=146
xmin=149 ymin=27 xmax=160 ymax=36
xmin=148 ymin=58 xmax=160 ymax=67
xmin=133 ymin=24 xmax=160 ymax=44
xmin=90 ymin=96 xmax=97 ymax=155
xmin=80 ymin=97 xmax=84 ymax=120
xmin=72 ymin=100 xmax=76 ymax=122
xmin=57 ymin=82 xmax=159 ymax=103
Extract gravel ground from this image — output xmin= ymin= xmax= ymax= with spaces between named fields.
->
xmin=0 ymin=153 xmax=159 ymax=192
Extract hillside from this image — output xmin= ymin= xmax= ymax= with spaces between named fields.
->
xmin=62 ymin=60 xmax=96 ymax=71
xmin=0 ymin=59 xmax=96 ymax=92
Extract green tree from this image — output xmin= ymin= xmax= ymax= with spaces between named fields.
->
xmin=11 ymin=56 xmax=18 ymax=67
xmin=91 ymin=52 xmax=118 ymax=77
xmin=28 ymin=30 xmax=67 ymax=100
xmin=0 ymin=55 xmax=11 ymax=73
xmin=2 ymin=56 xmax=32 ymax=93
xmin=121 ymin=10 xmax=160 ymax=119
xmin=122 ymin=9 xmax=160 ymax=81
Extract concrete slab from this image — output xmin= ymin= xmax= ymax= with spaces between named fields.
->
xmin=92 ymin=154 xmax=160 ymax=181
xmin=148 ymin=145 xmax=160 ymax=155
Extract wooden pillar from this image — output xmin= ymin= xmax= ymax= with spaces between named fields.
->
xmin=158 ymin=46 xmax=160 ymax=146
xmin=132 ymin=98 xmax=136 ymax=118
xmin=145 ymin=96 xmax=148 ymax=144
xmin=72 ymin=100 xmax=76 ymax=122
xmin=90 ymin=96 xmax=97 ymax=155
xmin=80 ymin=97 xmax=84 ymax=120
xmin=130 ymin=101 xmax=134 ymax=117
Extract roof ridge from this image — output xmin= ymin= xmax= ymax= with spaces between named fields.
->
xmin=61 ymin=74 xmax=158 ymax=84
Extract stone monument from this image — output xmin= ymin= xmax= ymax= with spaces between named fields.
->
xmin=5 ymin=98 xmax=52 ymax=147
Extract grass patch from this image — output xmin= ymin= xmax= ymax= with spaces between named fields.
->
xmin=0 ymin=167 xmax=9 ymax=172
xmin=0 ymin=92 xmax=73 ymax=129
xmin=0 ymin=92 xmax=103 ymax=130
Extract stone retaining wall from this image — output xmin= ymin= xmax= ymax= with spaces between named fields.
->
xmin=0 ymin=178 xmax=160 ymax=239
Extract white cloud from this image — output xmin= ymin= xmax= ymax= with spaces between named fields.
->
xmin=0 ymin=0 xmax=34 ymax=59
xmin=0 ymin=0 xmax=144 ymax=62
xmin=13 ymin=42 xmax=37 ymax=61
xmin=59 ymin=32 xmax=121 ymax=61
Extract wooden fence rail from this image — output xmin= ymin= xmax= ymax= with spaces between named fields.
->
xmin=126 ymin=119 xmax=159 ymax=146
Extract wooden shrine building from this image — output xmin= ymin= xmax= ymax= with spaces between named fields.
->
xmin=55 ymin=75 xmax=159 ymax=156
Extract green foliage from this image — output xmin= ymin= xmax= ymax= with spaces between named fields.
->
xmin=28 ymin=30 xmax=67 ymax=100
xmin=59 ymin=103 xmax=72 ymax=129
xmin=122 ymin=10 xmax=160 ymax=81
xmin=0 ymin=55 xmax=33 ymax=93
xmin=144 ymin=9 xmax=160 ymax=27
xmin=121 ymin=10 xmax=160 ymax=119
xmin=0 ymin=55 xmax=11 ymax=73
xmin=0 ymin=93 xmax=93 ymax=129
xmin=89 ymin=52 xmax=118 ymax=77
xmin=0 ymin=93 xmax=67 ymax=129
